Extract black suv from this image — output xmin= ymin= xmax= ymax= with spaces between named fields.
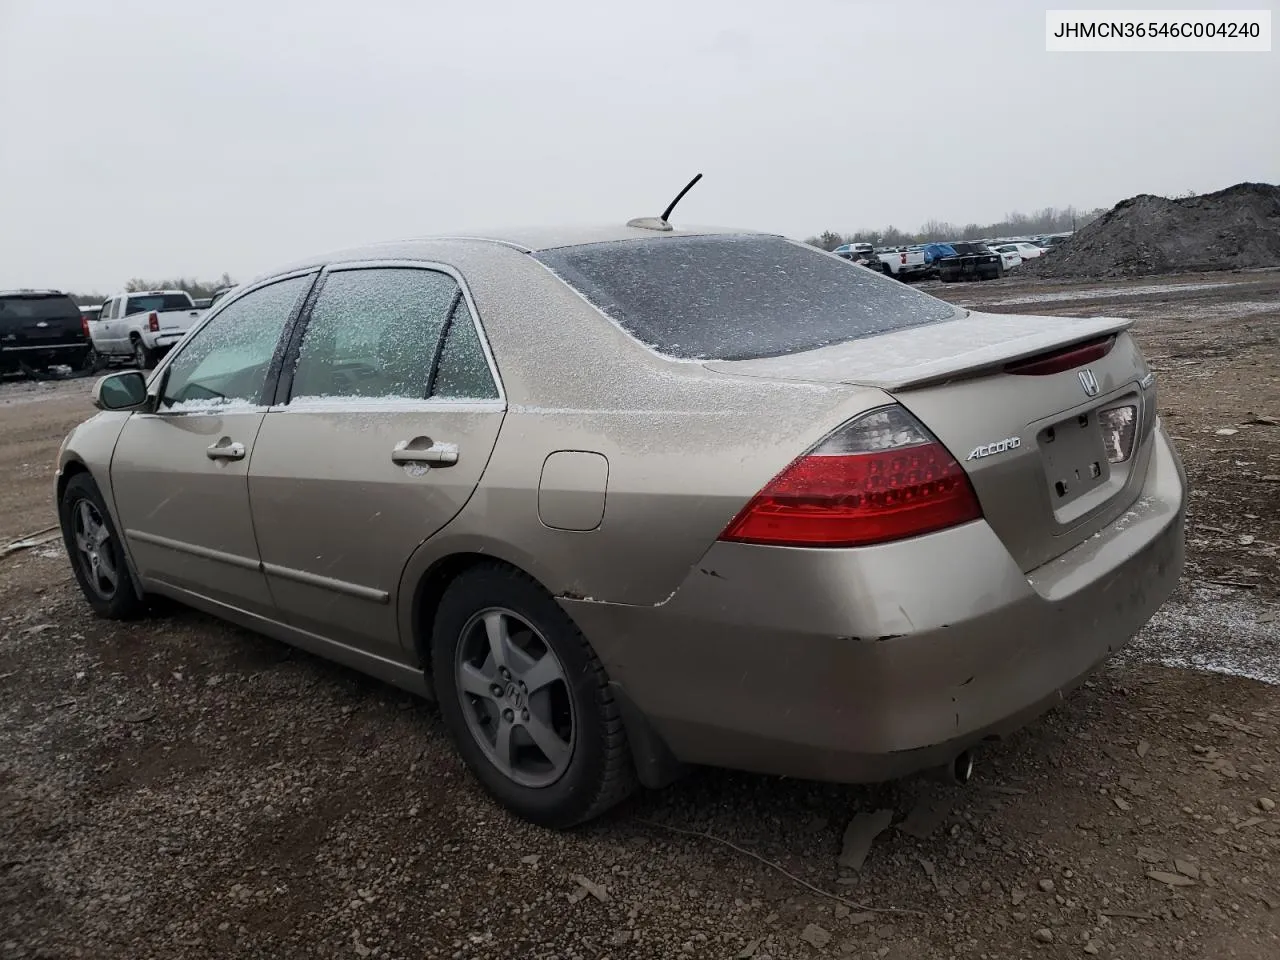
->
xmin=0 ymin=289 xmax=91 ymax=375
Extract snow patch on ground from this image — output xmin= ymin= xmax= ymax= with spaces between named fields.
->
xmin=984 ymin=281 xmax=1235 ymax=307
xmin=1124 ymin=584 xmax=1280 ymax=686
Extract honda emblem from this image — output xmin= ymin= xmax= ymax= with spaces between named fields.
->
xmin=1078 ymin=369 xmax=1100 ymax=396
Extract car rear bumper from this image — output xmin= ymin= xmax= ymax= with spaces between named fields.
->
xmin=563 ymin=425 xmax=1186 ymax=783
xmin=0 ymin=341 xmax=88 ymax=368
xmin=143 ymin=332 xmax=187 ymax=350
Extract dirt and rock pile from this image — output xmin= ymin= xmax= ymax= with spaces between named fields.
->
xmin=1025 ymin=181 xmax=1280 ymax=279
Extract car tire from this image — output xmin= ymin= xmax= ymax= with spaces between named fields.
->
xmin=132 ymin=338 xmax=156 ymax=370
xmin=430 ymin=563 xmax=635 ymax=828
xmin=59 ymin=472 xmax=144 ymax=620
xmin=81 ymin=345 xmax=106 ymax=375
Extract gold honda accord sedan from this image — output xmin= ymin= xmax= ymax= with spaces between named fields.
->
xmin=56 ymin=223 xmax=1186 ymax=827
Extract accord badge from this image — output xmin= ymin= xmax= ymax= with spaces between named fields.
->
xmin=966 ymin=436 xmax=1021 ymax=461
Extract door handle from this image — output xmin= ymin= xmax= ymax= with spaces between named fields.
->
xmin=206 ymin=440 xmax=246 ymax=461
xmin=391 ymin=440 xmax=458 ymax=466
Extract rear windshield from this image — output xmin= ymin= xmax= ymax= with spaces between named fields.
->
xmin=0 ymin=294 xmax=80 ymax=321
xmin=126 ymin=293 xmax=193 ymax=314
xmin=535 ymin=235 xmax=957 ymax=361
xmin=948 ymin=243 xmax=990 ymax=255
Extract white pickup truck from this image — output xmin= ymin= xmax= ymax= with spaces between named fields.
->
xmin=874 ymin=245 xmax=932 ymax=280
xmin=88 ymin=290 xmax=204 ymax=369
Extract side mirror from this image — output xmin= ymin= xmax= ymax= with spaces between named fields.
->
xmin=93 ymin=371 xmax=151 ymax=412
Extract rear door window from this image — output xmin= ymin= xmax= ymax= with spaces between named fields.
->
xmin=429 ymin=297 xmax=499 ymax=400
xmin=288 ymin=267 xmax=458 ymax=401
xmin=535 ymin=235 xmax=957 ymax=361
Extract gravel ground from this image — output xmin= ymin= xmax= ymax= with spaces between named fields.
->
xmin=1 ymin=270 xmax=1278 ymax=959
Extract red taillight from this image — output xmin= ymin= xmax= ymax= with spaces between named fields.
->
xmin=148 ymin=311 xmax=159 ymax=333
xmin=718 ymin=406 xmax=983 ymax=548
xmin=1004 ymin=335 xmax=1116 ymax=376
xmin=81 ymin=315 xmax=90 ymax=337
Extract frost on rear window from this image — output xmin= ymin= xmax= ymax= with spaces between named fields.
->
xmin=160 ymin=275 xmax=310 ymax=410
xmin=535 ymin=235 xmax=958 ymax=361
xmin=289 ymin=268 xmax=457 ymax=401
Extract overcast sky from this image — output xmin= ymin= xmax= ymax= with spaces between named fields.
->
xmin=1 ymin=0 xmax=1276 ymax=291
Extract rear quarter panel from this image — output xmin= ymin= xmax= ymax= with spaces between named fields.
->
xmin=391 ymin=244 xmax=889 ymax=609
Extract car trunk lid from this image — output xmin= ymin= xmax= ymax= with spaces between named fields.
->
xmin=705 ymin=310 xmax=1159 ymax=572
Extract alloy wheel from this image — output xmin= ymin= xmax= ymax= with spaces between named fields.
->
xmin=454 ymin=607 xmax=575 ymax=788
xmin=71 ymin=498 xmax=119 ymax=599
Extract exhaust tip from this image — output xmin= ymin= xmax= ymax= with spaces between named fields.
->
xmin=951 ymin=750 xmax=976 ymax=785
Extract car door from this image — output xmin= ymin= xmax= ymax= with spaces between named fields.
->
xmin=95 ymin=298 xmax=118 ymax=354
xmin=108 ymin=297 xmax=131 ymax=355
xmin=248 ymin=263 xmax=505 ymax=660
xmin=110 ymin=272 xmax=316 ymax=618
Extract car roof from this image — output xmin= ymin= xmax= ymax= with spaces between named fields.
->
xmin=262 ymin=223 xmax=775 ymax=278
xmin=126 ymin=289 xmax=189 ymax=296
xmin=0 ymin=288 xmax=68 ymax=297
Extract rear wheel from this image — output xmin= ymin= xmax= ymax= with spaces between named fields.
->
xmin=132 ymin=338 xmax=156 ymax=370
xmin=59 ymin=472 xmax=143 ymax=619
xmin=430 ymin=564 xmax=635 ymax=828
xmin=81 ymin=345 xmax=106 ymax=375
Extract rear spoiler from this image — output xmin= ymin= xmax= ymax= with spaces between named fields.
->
xmin=704 ymin=311 xmax=1135 ymax=392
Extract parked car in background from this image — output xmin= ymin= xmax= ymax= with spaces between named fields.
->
xmin=992 ymin=241 xmax=1045 ymax=262
xmin=0 ymin=289 xmax=91 ymax=374
xmin=88 ymin=289 xmax=204 ymax=369
xmin=80 ymin=303 xmax=103 ymax=325
xmin=832 ymin=242 xmax=881 ymax=269
xmin=1035 ymin=233 xmax=1072 ymax=250
xmin=56 ymin=222 xmax=1185 ymax=828
xmin=937 ymin=242 xmax=1005 ymax=282
xmin=193 ymin=297 xmax=213 ymax=309
xmin=994 ymin=247 xmax=1023 ymax=271
xmin=209 ymin=286 xmax=233 ymax=307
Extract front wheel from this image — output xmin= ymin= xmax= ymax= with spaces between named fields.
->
xmin=59 ymin=472 xmax=144 ymax=619
xmin=430 ymin=564 xmax=635 ymax=828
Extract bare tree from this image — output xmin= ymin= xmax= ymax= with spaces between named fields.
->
xmin=123 ymin=275 xmax=237 ymax=299
xmin=805 ymin=204 xmax=1105 ymax=248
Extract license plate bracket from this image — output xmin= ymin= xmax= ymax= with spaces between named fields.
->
xmin=1039 ymin=411 xmax=1110 ymax=507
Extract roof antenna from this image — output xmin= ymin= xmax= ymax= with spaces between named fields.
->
xmin=627 ymin=173 xmax=703 ymax=232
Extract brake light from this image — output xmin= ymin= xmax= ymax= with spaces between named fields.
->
xmin=148 ymin=311 xmax=159 ymax=333
xmin=1005 ymin=335 xmax=1116 ymax=376
xmin=81 ymin=315 xmax=90 ymax=338
xmin=718 ymin=406 xmax=983 ymax=548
